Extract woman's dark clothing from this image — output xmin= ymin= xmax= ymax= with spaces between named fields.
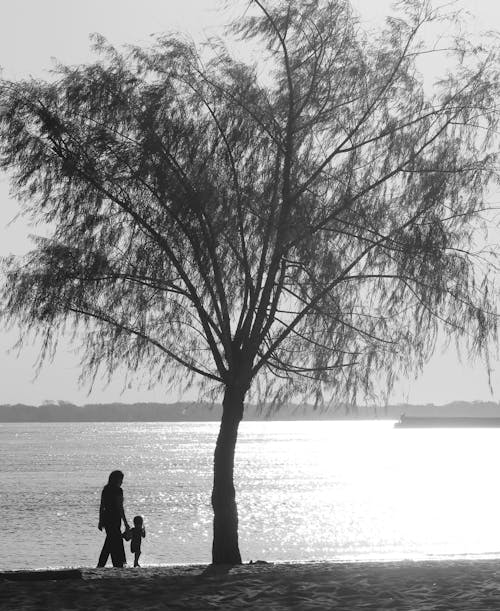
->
xmin=97 ymin=484 xmax=126 ymax=567
xmin=98 ymin=524 xmax=126 ymax=567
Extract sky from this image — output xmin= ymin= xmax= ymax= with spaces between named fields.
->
xmin=0 ymin=0 xmax=499 ymax=406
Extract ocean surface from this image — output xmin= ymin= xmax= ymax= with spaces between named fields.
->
xmin=2 ymin=420 xmax=500 ymax=570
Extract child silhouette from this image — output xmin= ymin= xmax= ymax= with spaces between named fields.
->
xmin=125 ymin=515 xmax=146 ymax=567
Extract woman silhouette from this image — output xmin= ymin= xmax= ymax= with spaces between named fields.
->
xmin=97 ymin=470 xmax=130 ymax=567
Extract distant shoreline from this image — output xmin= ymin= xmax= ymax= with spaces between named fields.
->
xmin=0 ymin=417 xmax=396 ymax=423
xmin=1 ymin=399 xmax=500 ymax=422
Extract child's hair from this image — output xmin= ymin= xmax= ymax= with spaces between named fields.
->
xmin=133 ymin=515 xmax=143 ymax=527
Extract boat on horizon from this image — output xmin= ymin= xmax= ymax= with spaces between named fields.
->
xmin=394 ymin=414 xmax=500 ymax=428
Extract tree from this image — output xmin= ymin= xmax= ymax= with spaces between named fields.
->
xmin=1 ymin=0 xmax=499 ymax=564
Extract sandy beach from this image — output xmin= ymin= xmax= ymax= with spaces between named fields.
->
xmin=2 ymin=558 xmax=500 ymax=610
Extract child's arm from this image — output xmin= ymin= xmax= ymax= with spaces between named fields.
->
xmin=142 ymin=527 xmax=146 ymax=538
xmin=123 ymin=527 xmax=132 ymax=540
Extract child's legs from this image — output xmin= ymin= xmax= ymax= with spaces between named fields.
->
xmin=134 ymin=551 xmax=141 ymax=566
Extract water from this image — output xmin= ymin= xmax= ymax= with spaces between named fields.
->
xmin=2 ymin=420 xmax=500 ymax=570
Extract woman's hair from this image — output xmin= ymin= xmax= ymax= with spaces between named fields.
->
xmin=108 ymin=470 xmax=124 ymax=485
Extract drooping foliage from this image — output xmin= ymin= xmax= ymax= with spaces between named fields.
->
xmin=1 ymin=0 xmax=499 ymax=562
xmin=1 ymin=1 xmax=499 ymax=405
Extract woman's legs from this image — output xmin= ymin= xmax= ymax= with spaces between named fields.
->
xmin=108 ymin=525 xmax=126 ymax=567
xmin=97 ymin=536 xmax=110 ymax=567
xmin=98 ymin=524 xmax=126 ymax=567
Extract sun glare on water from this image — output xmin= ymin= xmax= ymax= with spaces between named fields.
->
xmin=3 ymin=420 xmax=500 ymax=570
xmin=236 ymin=421 xmax=500 ymax=561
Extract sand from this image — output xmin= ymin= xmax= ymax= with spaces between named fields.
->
xmin=2 ymin=559 xmax=500 ymax=610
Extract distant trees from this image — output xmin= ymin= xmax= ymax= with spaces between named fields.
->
xmin=1 ymin=0 xmax=499 ymax=563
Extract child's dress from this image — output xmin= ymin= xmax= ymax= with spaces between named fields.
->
xmin=130 ymin=526 xmax=146 ymax=553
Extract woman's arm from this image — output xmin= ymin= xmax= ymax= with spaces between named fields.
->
xmin=119 ymin=491 xmax=129 ymax=530
xmin=98 ymin=489 xmax=105 ymax=531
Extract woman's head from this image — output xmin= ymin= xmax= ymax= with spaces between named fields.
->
xmin=108 ymin=470 xmax=124 ymax=486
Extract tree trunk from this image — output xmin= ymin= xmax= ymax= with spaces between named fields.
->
xmin=211 ymin=384 xmax=246 ymax=564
